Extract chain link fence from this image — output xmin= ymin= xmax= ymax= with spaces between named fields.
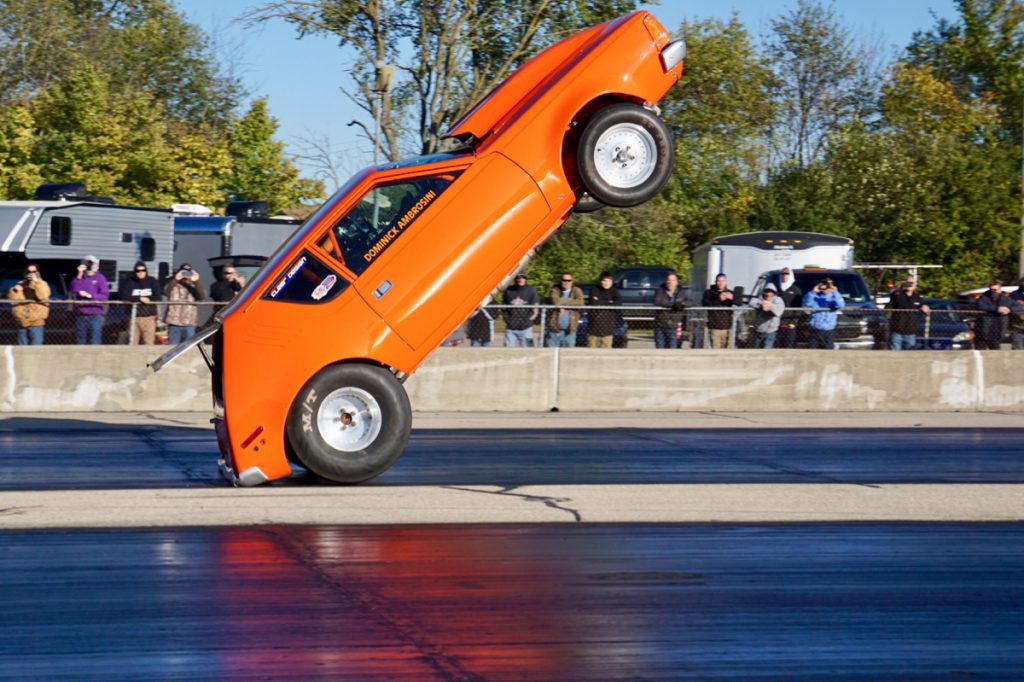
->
xmin=1 ymin=299 xmax=1020 ymax=349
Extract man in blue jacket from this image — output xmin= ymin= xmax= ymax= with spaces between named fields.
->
xmin=802 ymin=278 xmax=844 ymax=349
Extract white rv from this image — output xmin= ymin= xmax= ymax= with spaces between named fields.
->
xmin=0 ymin=199 xmax=174 ymax=294
xmin=689 ymin=231 xmax=855 ymax=302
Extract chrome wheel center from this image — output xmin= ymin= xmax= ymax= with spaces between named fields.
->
xmin=593 ymin=123 xmax=657 ymax=189
xmin=317 ymin=387 xmax=383 ymax=451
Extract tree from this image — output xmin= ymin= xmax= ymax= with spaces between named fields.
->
xmin=225 ymin=98 xmax=325 ymax=212
xmin=246 ymin=0 xmax=638 ymax=160
xmin=767 ymin=0 xmax=880 ymax=168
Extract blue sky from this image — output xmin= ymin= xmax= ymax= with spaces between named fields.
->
xmin=174 ymin=0 xmax=958 ymax=186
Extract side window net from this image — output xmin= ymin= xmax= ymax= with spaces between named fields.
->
xmin=331 ymin=172 xmax=461 ymax=276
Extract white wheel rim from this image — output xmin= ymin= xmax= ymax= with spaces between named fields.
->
xmin=316 ymin=387 xmax=383 ymax=451
xmin=592 ymin=122 xmax=657 ymax=189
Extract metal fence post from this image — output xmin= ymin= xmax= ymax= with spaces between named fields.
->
xmin=128 ymin=302 xmax=137 ymax=346
xmin=729 ymin=308 xmax=737 ymax=349
xmin=538 ymin=307 xmax=546 ymax=347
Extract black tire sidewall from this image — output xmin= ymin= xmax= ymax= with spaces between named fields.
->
xmin=577 ymin=103 xmax=674 ymax=208
xmin=286 ymin=363 xmax=412 ymax=483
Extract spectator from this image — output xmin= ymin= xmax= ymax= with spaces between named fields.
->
xmin=502 ymin=273 xmax=538 ymax=347
xmin=69 ymin=255 xmax=109 ymax=345
xmin=546 ymin=272 xmax=584 ymax=347
xmin=587 ymin=271 xmax=621 ymax=348
xmin=120 ymin=261 xmax=160 ymax=345
xmin=975 ymin=279 xmax=1015 ymax=350
xmin=467 ymin=306 xmax=494 ymax=347
xmin=652 ymin=271 xmax=685 ymax=349
xmin=776 ymin=267 xmax=803 ymax=348
xmin=6 ymin=263 xmax=50 ymax=345
xmin=748 ymin=283 xmax=785 ymax=348
xmin=886 ymin=280 xmax=930 ymax=350
xmin=701 ymin=273 xmax=735 ymax=349
xmin=210 ymin=265 xmax=246 ymax=310
xmin=164 ymin=263 xmax=206 ymax=345
xmin=1010 ymin=278 xmax=1024 ymax=350
xmin=802 ymin=277 xmax=844 ymax=349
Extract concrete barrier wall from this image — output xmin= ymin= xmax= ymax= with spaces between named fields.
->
xmin=2 ymin=345 xmax=1023 ymax=413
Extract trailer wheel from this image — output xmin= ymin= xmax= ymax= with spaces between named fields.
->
xmin=285 ymin=363 xmax=412 ymax=483
xmin=577 ymin=103 xmax=673 ymax=208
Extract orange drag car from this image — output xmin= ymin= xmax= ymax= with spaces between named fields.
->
xmin=154 ymin=11 xmax=684 ymax=486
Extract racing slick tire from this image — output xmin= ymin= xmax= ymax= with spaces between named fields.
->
xmin=577 ymin=103 xmax=673 ymax=208
xmin=285 ymin=363 xmax=412 ymax=483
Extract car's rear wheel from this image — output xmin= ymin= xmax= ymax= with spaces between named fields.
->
xmin=577 ymin=103 xmax=673 ymax=208
xmin=285 ymin=363 xmax=411 ymax=483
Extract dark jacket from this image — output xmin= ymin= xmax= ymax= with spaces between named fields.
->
xmin=886 ymin=289 xmax=926 ymax=335
xmin=652 ymin=284 xmax=685 ymax=329
xmin=587 ymin=284 xmax=621 ymax=337
xmin=120 ymin=275 xmax=161 ymax=318
xmin=701 ymin=285 xmax=735 ymax=330
xmin=777 ymin=282 xmax=804 ymax=328
xmin=1010 ymin=287 xmax=1024 ymax=332
xmin=467 ymin=307 xmax=494 ymax=344
xmin=210 ymin=278 xmax=243 ymax=304
xmin=976 ymin=290 xmax=1016 ymax=341
xmin=502 ymin=283 xmax=539 ymax=330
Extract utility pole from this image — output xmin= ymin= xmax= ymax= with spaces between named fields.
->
xmin=1019 ymin=89 xmax=1024 ymax=280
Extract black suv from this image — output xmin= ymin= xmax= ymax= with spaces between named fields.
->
xmin=750 ymin=268 xmax=882 ymax=348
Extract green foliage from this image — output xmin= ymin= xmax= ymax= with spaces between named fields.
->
xmin=225 ymin=98 xmax=325 ymax=213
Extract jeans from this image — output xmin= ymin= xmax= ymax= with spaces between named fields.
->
xmin=470 ymin=339 xmax=490 ymax=347
xmin=751 ymin=331 xmax=777 ymax=349
xmin=1012 ymin=331 xmax=1024 ymax=350
xmin=75 ymin=314 xmax=104 ymax=345
xmin=546 ymin=329 xmax=576 ymax=348
xmin=808 ymin=328 xmax=835 ymax=349
xmin=654 ymin=327 xmax=679 ymax=349
xmin=504 ymin=327 xmax=533 ymax=347
xmin=167 ymin=325 xmax=196 ymax=345
xmin=889 ymin=332 xmax=916 ymax=350
xmin=18 ymin=326 xmax=44 ymax=345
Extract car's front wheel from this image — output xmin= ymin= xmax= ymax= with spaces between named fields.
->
xmin=285 ymin=363 xmax=412 ymax=483
xmin=576 ymin=103 xmax=673 ymax=208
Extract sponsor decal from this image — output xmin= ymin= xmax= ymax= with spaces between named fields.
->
xmin=311 ymin=274 xmax=338 ymax=301
xmin=362 ymin=189 xmax=438 ymax=264
xmin=269 ymin=256 xmax=307 ymax=298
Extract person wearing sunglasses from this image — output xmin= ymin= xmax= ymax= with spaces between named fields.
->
xmin=120 ymin=261 xmax=161 ymax=344
xmin=545 ymin=273 xmax=584 ymax=347
xmin=6 ymin=264 xmax=50 ymax=345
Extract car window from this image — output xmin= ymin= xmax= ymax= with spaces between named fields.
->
xmin=329 ymin=172 xmax=461 ymax=276
xmin=263 ymin=252 xmax=349 ymax=305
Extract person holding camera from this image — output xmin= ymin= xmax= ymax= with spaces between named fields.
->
xmin=652 ymin=270 xmax=686 ymax=349
xmin=6 ymin=264 xmax=50 ymax=345
xmin=802 ymin=278 xmax=844 ymax=349
xmin=747 ymin=283 xmax=785 ymax=348
xmin=69 ymin=255 xmax=109 ymax=344
xmin=210 ymin=265 xmax=247 ymax=311
xmin=163 ymin=263 xmax=206 ymax=345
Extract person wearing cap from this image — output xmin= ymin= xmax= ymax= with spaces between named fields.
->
xmin=120 ymin=261 xmax=161 ymax=344
xmin=885 ymin=279 xmax=930 ymax=350
xmin=747 ymin=283 xmax=785 ymax=348
xmin=701 ymin=273 xmax=735 ymax=349
xmin=1009 ymin=278 xmax=1024 ymax=350
xmin=69 ymin=255 xmax=110 ymax=344
xmin=776 ymin=267 xmax=803 ymax=348
xmin=502 ymin=272 xmax=539 ymax=347
xmin=163 ymin=263 xmax=206 ymax=345
xmin=652 ymin=270 xmax=685 ymax=349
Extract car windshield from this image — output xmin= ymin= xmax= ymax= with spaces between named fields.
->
xmin=923 ymin=299 xmax=962 ymax=322
xmin=795 ymin=273 xmax=870 ymax=303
